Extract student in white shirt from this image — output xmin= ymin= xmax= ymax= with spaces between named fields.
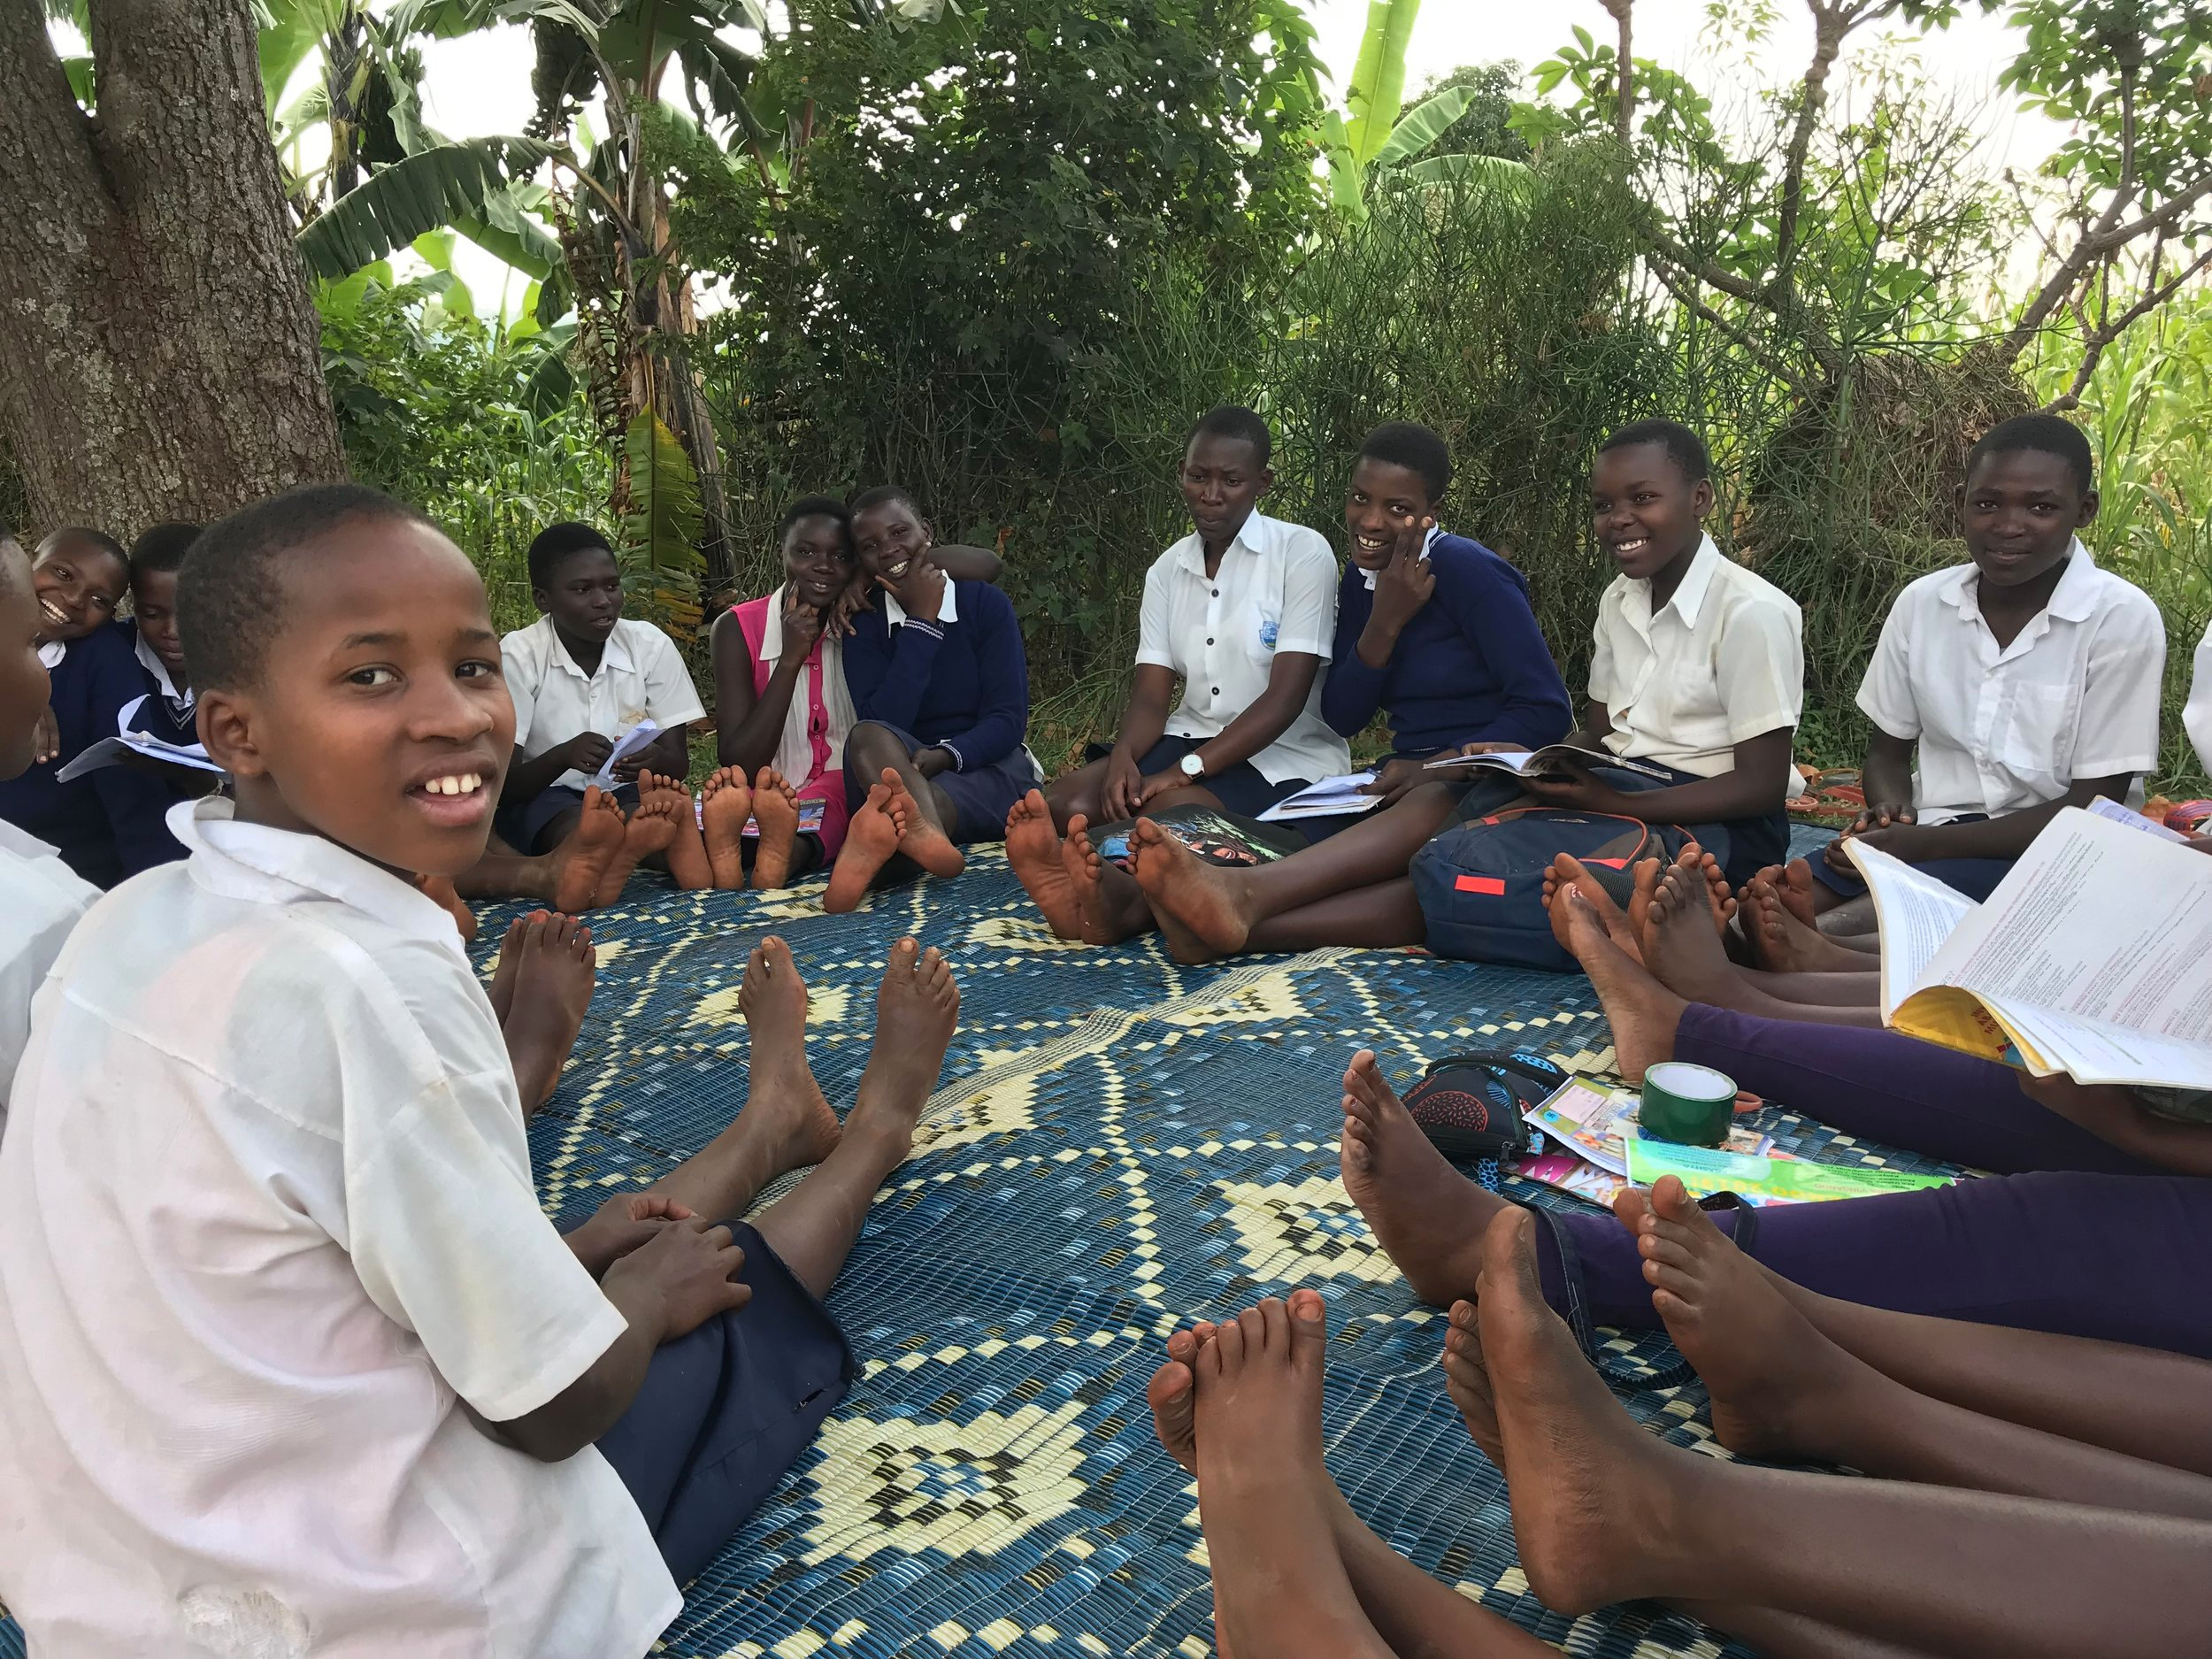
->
xmin=0 ymin=484 xmax=963 ymax=1658
xmin=1116 ymin=421 xmax=1807 ymax=964
xmin=0 ymin=532 xmax=98 ymax=1118
xmin=1013 ymin=405 xmax=1348 ymax=942
xmin=2188 ymin=619 xmax=2212 ymax=778
xmin=1801 ymin=416 xmax=2163 ymax=924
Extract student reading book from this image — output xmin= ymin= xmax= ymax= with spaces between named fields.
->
xmin=1806 ymin=416 xmax=2164 ymax=916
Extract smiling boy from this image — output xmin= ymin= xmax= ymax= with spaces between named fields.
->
xmin=496 ymin=521 xmax=703 ymax=856
xmin=1803 ymin=415 xmax=2163 ymax=918
xmin=0 ymin=484 xmax=962 ymax=1657
xmin=0 ymin=526 xmax=180 ymax=885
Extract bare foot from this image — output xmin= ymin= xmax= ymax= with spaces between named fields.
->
xmin=1556 ymin=889 xmax=1684 ymax=1085
xmin=502 ymin=911 xmax=596 ymax=1110
xmin=1192 ymin=1294 xmax=1387 ymax=1659
xmin=1623 ymin=855 xmax=1663 ymax=941
xmin=1614 ymin=1177 xmax=1863 ymax=1463
xmin=486 ymin=912 xmax=533 ymax=1022
xmin=596 ymin=793 xmax=679 ymax=906
xmin=749 ymin=768 xmax=803 ymax=890
xmin=737 ymin=934 xmax=842 ymax=1169
xmin=881 ymin=768 xmax=964 ymax=879
xmin=1474 ymin=1208 xmax=1694 ymax=1614
xmin=844 ymin=937 xmax=960 ymax=1159
xmin=701 ymin=767 xmax=754 ymax=890
xmin=1129 ymin=818 xmax=1255 ymax=963
xmin=640 ymin=770 xmax=713 ymax=891
xmin=1338 ymin=1048 xmax=1502 ymax=1307
xmin=415 ymin=873 xmax=479 ymax=943
xmin=1059 ymin=815 xmax=1155 ymax=945
xmin=1743 ymin=875 xmax=1873 ymax=974
xmin=825 ymin=781 xmax=904 ymax=913
xmin=1777 ymin=859 xmax=1822 ymax=928
xmin=1006 ymin=788 xmax=1082 ymax=938
xmin=1147 ymin=1320 xmax=1222 ymax=1476
xmin=1637 ymin=860 xmax=1763 ymax=1010
xmin=1439 ymin=1299 xmax=1504 ymax=1466
xmin=1681 ymin=841 xmax=1736 ymax=934
xmin=1541 ymin=854 xmax=1640 ymax=963
xmin=551 ymin=787 xmax=626 ymax=913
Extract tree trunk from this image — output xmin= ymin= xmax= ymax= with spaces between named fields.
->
xmin=0 ymin=0 xmax=346 ymax=539
xmin=1600 ymin=0 xmax=1634 ymax=150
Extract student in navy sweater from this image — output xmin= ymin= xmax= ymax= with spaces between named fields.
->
xmin=826 ymin=486 xmax=1041 ymax=912
xmin=1323 ymin=423 xmax=1571 ymax=806
xmin=117 ymin=522 xmax=201 ymax=750
xmin=0 ymin=528 xmax=180 ymax=887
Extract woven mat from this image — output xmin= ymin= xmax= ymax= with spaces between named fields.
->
xmin=4 ymin=830 xmax=1956 ymax=1659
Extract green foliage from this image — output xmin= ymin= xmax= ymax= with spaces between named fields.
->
xmin=620 ymin=412 xmax=708 ymax=637
xmin=1399 ymin=61 xmax=1532 ymax=164
xmin=318 ymin=268 xmax=609 ymax=632
xmin=296 ymin=136 xmax=563 ymax=280
xmin=1340 ymin=0 xmax=1423 ymax=166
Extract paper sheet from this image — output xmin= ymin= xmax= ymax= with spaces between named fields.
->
xmin=1256 ymin=771 xmax=1379 ymax=822
xmin=1623 ymin=1139 xmax=1955 ymax=1206
xmin=588 ymin=718 xmax=660 ymax=787
xmin=54 ymin=729 xmax=224 ymax=782
xmin=1842 ymin=839 xmax=1978 ymax=1017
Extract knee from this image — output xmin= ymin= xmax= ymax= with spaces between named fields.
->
xmin=847 ymin=722 xmax=904 ymax=771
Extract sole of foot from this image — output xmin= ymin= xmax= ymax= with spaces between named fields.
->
xmin=881 ymin=769 xmax=964 ymax=879
xmin=1615 ymin=1177 xmax=1851 ymax=1462
xmin=1475 ymin=1207 xmax=1688 ymax=1614
xmin=1555 ymin=888 xmax=1684 ymax=1085
xmin=1638 ymin=856 xmax=1755 ymax=1008
xmin=1337 ymin=1048 xmax=1499 ymax=1307
xmin=1777 ymin=859 xmax=1823 ymax=928
xmin=825 ymin=781 xmax=904 ymax=914
xmin=1681 ymin=840 xmax=1735 ymax=933
xmin=1147 ymin=1319 xmax=1222 ymax=1476
xmin=846 ymin=938 xmax=960 ymax=1157
xmin=1006 ymin=788 xmax=1083 ymax=938
xmin=503 ymin=910 xmax=596 ymax=1110
xmin=702 ymin=766 xmax=755 ymax=890
xmin=597 ymin=793 xmax=680 ymax=907
xmin=1058 ymin=816 xmax=1152 ymax=945
xmin=640 ymin=770 xmax=714 ymax=891
xmin=1129 ymin=818 xmax=1247 ymax=964
xmin=749 ymin=768 xmax=802 ymax=890
xmin=552 ymin=786 xmax=628 ymax=913
xmin=736 ymin=934 xmax=843 ymax=1169
xmin=1744 ymin=874 xmax=1870 ymax=975
xmin=1541 ymin=853 xmax=1640 ymax=962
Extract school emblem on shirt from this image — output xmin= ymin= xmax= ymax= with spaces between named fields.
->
xmin=1257 ymin=618 xmax=1279 ymax=649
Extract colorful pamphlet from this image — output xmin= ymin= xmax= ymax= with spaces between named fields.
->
xmin=1623 ymin=1138 xmax=1955 ymax=1207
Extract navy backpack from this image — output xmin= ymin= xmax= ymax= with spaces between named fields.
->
xmin=1410 ymin=804 xmax=1686 ymax=972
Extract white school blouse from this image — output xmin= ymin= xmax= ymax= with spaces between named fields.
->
xmin=0 ymin=799 xmax=678 ymax=1659
xmin=503 ymin=614 xmax=707 ymax=790
xmin=1588 ymin=534 xmax=1806 ymax=798
xmin=0 ymin=818 xmax=98 ymax=1121
xmin=2189 ymin=619 xmax=2212 ymax=778
xmin=1855 ymin=542 xmax=2164 ymax=824
xmin=1136 ymin=510 xmax=1351 ymax=785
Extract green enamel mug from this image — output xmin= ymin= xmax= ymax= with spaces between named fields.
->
xmin=1639 ymin=1061 xmax=1737 ymax=1148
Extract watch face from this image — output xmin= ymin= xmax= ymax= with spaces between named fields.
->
xmin=1181 ymin=754 xmax=1204 ymax=777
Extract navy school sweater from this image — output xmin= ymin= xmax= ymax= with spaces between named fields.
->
xmin=0 ymin=623 xmax=187 ymax=887
xmin=1323 ymin=532 xmax=1573 ymax=757
xmin=841 ymin=580 xmax=1029 ymax=772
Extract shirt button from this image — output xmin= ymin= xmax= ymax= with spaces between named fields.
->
xmin=1211 ymin=588 xmax=1219 ymax=597
xmin=1211 ymin=687 xmax=1220 ymax=695
xmin=1206 ymin=637 xmax=1214 ymax=645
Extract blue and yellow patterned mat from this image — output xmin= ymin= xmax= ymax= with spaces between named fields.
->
xmin=0 ymin=833 xmax=1961 ymax=1659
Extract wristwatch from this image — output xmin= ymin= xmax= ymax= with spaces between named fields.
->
xmin=1179 ymin=752 xmax=1206 ymax=781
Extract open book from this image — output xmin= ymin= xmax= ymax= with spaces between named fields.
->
xmin=1256 ymin=771 xmax=1382 ymax=822
xmin=1424 ymin=743 xmax=1672 ymax=783
xmin=54 ymin=728 xmax=223 ymax=783
xmin=1847 ymin=805 xmax=2212 ymax=1087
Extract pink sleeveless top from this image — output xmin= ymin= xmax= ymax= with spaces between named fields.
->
xmin=733 ymin=595 xmax=852 ymax=857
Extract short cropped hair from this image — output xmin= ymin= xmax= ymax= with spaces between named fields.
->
xmin=180 ymin=484 xmax=430 ymax=694
xmin=780 ymin=495 xmax=855 ymax=541
xmin=1599 ymin=419 xmax=1711 ymax=485
xmin=1186 ymin=405 xmax=1272 ymax=469
xmin=1358 ymin=422 xmax=1453 ymax=503
xmin=526 ymin=520 xmax=617 ymax=590
xmin=129 ymin=522 xmax=204 ymax=586
xmin=846 ymin=485 xmax=921 ymax=522
xmin=1967 ymin=414 xmax=2094 ymax=496
xmin=36 ymin=526 xmax=128 ymax=572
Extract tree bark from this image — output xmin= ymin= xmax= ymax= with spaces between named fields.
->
xmin=0 ymin=0 xmax=345 ymax=538
xmin=1599 ymin=0 xmax=1634 ymax=150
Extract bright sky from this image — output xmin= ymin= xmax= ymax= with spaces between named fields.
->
xmin=273 ymin=0 xmax=2072 ymax=310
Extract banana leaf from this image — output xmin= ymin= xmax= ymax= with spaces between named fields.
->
xmin=297 ymin=135 xmax=560 ymax=280
xmin=620 ymin=412 xmax=707 ymax=638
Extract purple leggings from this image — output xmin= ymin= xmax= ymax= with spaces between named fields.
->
xmin=1535 ymin=1004 xmax=2212 ymax=1360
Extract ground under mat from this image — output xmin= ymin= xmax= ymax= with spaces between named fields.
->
xmin=1 ymin=832 xmax=1962 ymax=1659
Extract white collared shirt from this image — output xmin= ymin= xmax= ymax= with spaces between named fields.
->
xmin=1137 ymin=510 xmax=1350 ymax=785
xmin=35 ymin=641 xmax=63 ymax=670
xmin=2188 ymin=619 xmax=2212 ymax=777
xmin=884 ymin=579 xmax=960 ymax=629
xmin=0 ymin=799 xmax=677 ymax=1659
xmin=1857 ymin=541 xmax=2164 ymax=823
xmin=133 ymin=628 xmax=194 ymax=713
xmin=502 ymin=615 xmax=706 ymax=789
xmin=0 ymin=819 xmax=98 ymax=1121
xmin=1589 ymin=534 xmax=1805 ymax=796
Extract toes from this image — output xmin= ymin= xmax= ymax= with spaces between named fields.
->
xmin=887 ymin=936 xmax=921 ymax=972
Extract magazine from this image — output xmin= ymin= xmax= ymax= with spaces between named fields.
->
xmin=1256 ymin=771 xmax=1383 ymax=822
xmin=1521 ymin=1078 xmax=1772 ymax=1178
xmin=1847 ymin=806 xmax=2212 ymax=1087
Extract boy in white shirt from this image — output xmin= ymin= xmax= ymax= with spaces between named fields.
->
xmin=0 ymin=529 xmax=99 ymax=1116
xmin=1798 ymin=416 xmax=2163 ymax=927
xmin=1014 ymin=405 xmax=1349 ymax=942
xmin=0 ymin=484 xmax=962 ymax=1658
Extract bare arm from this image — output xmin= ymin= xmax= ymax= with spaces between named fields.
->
xmin=1877 ymin=773 xmax=2136 ymax=864
xmin=1529 ymin=725 xmax=1797 ymax=825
